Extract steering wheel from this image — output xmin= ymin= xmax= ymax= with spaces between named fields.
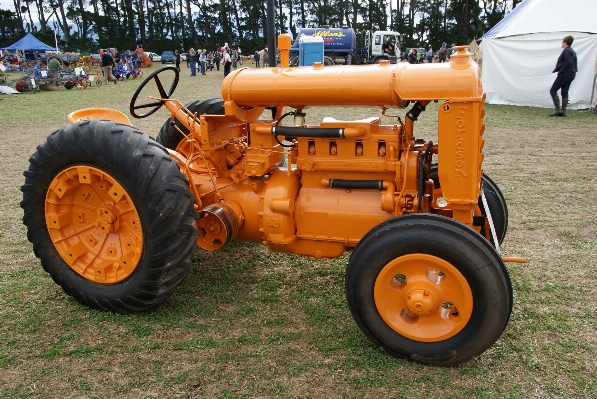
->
xmin=130 ymin=66 xmax=179 ymax=119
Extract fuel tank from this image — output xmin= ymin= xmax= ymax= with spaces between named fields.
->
xmin=221 ymin=51 xmax=482 ymax=110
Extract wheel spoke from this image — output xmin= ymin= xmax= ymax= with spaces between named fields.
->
xmin=134 ymin=101 xmax=162 ymax=111
xmin=154 ymin=75 xmax=168 ymax=98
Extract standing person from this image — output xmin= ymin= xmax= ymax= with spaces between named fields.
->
xmin=214 ymin=51 xmax=221 ymax=71
xmin=174 ymin=50 xmax=181 ymax=71
xmin=207 ymin=51 xmax=214 ymax=71
xmin=237 ymin=47 xmax=243 ymax=65
xmin=231 ymin=49 xmax=238 ymax=70
xmin=407 ymin=49 xmax=417 ymax=64
xmin=416 ymin=49 xmax=421 ymax=63
xmin=254 ymin=50 xmax=260 ymax=68
xmin=263 ymin=49 xmax=268 ymax=67
xmin=101 ymin=49 xmax=117 ymax=84
xmin=189 ymin=48 xmax=197 ymax=76
xmin=549 ymin=35 xmax=578 ymax=117
xmin=427 ymin=46 xmax=433 ymax=63
xmin=223 ymin=48 xmax=232 ymax=77
xmin=199 ymin=49 xmax=207 ymax=75
xmin=438 ymin=42 xmax=447 ymax=63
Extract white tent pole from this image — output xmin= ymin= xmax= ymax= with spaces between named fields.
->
xmin=54 ymin=19 xmax=58 ymax=51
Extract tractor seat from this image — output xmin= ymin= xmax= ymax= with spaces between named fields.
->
xmin=67 ymin=108 xmax=132 ymax=125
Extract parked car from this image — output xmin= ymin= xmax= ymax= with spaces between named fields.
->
xmin=161 ymin=50 xmax=174 ymax=64
xmin=144 ymin=52 xmax=160 ymax=62
xmin=180 ymin=53 xmax=187 ymax=61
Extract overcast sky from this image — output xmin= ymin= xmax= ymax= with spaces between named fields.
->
xmin=0 ymin=1 xmax=13 ymax=10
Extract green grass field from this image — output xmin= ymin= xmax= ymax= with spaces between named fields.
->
xmin=1 ymin=63 xmax=596 ymax=398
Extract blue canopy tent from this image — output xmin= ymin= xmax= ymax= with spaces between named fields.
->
xmin=0 ymin=33 xmax=56 ymax=52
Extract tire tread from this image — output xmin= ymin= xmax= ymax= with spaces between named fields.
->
xmin=21 ymin=120 xmax=199 ymax=314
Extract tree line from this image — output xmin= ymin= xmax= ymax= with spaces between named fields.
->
xmin=0 ymin=0 xmax=522 ymax=55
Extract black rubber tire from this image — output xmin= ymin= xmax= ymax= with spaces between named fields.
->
xmin=156 ymin=98 xmax=225 ymax=150
xmin=430 ymin=165 xmax=508 ymax=246
xmin=21 ymin=119 xmax=199 ymax=313
xmin=323 ymin=56 xmax=334 ymax=66
xmin=346 ymin=214 xmax=512 ymax=366
xmin=478 ymin=173 xmax=509 ymax=244
xmin=289 ymin=56 xmax=299 ymax=67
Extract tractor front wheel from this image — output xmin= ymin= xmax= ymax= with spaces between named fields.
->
xmin=345 ymin=214 xmax=512 ymax=366
xmin=21 ymin=120 xmax=199 ymax=313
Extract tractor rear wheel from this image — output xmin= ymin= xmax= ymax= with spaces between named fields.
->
xmin=156 ymin=98 xmax=225 ymax=150
xmin=345 ymin=214 xmax=512 ymax=366
xmin=21 ymin=120 xmax=199 ymax=313
xmin=477 ymin=173 xmax=509 ymax=245
xmin=430 ymin=165 xmax=508 ymax=246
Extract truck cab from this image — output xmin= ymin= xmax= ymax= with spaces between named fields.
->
xmin=367 ymin=31 xmax=401 ymax=63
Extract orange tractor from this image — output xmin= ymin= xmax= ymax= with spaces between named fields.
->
xmin=21 ymin=36 xmax=523 ymax=366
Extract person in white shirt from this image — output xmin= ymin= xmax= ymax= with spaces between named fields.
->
xmin=223 ymin=48 xmax=232 ymax=76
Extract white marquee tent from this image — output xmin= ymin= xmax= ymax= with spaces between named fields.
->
xmin=480 ymin=0 xmax=597 ymax=110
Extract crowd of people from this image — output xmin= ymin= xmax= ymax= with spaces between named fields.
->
xmin=405 ymin=42 xmax=456 ymax=64
xmin=94 ymin=43 xmax=271 ymax=85
xmin=181 ymin=44 xmax=270 ymax=77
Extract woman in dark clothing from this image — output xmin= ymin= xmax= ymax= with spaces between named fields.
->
xmin=214 ymin=51 xmax=221 ymax=71
xmin=549 ymin=35 xmax=577 ymax=117
xmin=407 ymin=49 xmax=417 ymax=64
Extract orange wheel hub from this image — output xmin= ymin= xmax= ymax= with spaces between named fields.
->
xmin=374 ymin=254 xmax=473 ymax=342
xmin=45 ymin=165 xmax=143 ymax=283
